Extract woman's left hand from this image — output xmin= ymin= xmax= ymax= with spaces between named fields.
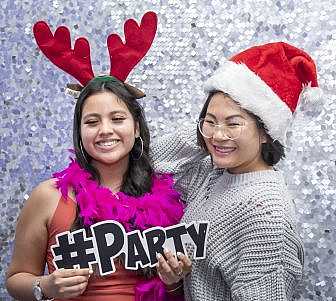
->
xmin=156 ymin=249 xmax=192 ymax=286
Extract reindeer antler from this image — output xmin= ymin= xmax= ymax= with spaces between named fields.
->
xmin=33 ymin=21 xmax=94 ymax=86
xmin=107 ymin=11 xmax=158 ymax=81
xmin=33 ymin=12 xmax=157 ymax=88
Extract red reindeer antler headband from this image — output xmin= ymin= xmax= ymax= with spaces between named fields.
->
xmin=33 ymin=11 xmax=157 ymax=98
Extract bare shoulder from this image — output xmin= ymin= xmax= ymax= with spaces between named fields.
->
xmin=29 ymin=178 xmax=61 ymax=204
xmin=21 ymin=178 xmax=62 ymax=224
xmin=33 ymin=178 xmax=60 ymax=193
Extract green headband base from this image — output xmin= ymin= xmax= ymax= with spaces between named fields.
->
xmin=65 ymin=75 xmax=146 ymax=99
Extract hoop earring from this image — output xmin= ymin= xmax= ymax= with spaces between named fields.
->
xmin=79 ymin=140 xmax=89 ymax=163
xmin=133 ymin=136 xmax=144 ymax=160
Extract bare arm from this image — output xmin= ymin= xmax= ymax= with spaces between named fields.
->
xmin=5 ymin=180 xmax=91 ymax=301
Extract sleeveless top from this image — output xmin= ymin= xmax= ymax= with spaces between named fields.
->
xmin=46 ymin=196 xmax=144 ymax=301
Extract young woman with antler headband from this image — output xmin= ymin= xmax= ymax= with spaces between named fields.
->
xmin=6 ymin=12 xmax=185 ymax=301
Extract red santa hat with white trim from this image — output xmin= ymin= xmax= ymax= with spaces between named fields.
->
xmin=204 ymin=42 xmax=322 ymax=145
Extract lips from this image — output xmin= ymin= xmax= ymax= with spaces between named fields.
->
xmin=213 ymin=145 xmax=236 ymax=155
xmin=95 ymin=139 xmax=120 ymax=151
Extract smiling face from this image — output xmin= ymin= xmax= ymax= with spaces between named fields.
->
xmin=201 ymin=92 xmax=269 ymax=173
xmin=80 ymin=91 xmax=139 ymax=169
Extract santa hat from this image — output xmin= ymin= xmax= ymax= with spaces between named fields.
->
xmin=204 ymin=42 xmax=322 ymax=145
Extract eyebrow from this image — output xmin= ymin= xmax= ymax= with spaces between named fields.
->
xmin=205 ymin=113 xmax=245 ymax=120
xmin=83 ymin=110 xmax=127 ymax=119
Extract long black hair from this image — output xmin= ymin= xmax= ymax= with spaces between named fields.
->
xmin=196 ymin=90 xmax=285 ymax=166
xmin=71 ymin=77 xmax=154 ymax=229
xmin=71 ymin=77 xmax=158 ymax=278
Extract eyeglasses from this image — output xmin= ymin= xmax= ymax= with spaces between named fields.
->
xmin=198 ymin=118 xmax=246 ymax=140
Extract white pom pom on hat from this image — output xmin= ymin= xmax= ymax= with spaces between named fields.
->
xmin=204 ymin=42 xmax=322 ymax=145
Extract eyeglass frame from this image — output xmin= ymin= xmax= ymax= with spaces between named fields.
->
xmin=197 ymin=118 xmax=247 ymax=140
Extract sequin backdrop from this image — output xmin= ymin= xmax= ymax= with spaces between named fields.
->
xmin=1 ymin=0 xmax=335 ymax=300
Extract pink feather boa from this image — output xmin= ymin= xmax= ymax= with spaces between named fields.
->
xmin=52 ymin=159 xmax=185 ymax=301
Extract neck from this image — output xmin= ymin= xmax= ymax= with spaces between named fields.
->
xmin=92 ymin=156 xmax=129 ymax=192
xmin=228 ymin=156 xmax=271 ymax=174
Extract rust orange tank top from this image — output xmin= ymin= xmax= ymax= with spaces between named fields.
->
xmin=46 ymin=196 xmax=144 ymax=301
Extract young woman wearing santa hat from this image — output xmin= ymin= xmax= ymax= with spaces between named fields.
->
xmin=153 ymin=41 xmax=321 ymax=300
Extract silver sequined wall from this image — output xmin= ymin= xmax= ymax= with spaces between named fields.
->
xmin=1 ymin=0 xmax=335 ymax=300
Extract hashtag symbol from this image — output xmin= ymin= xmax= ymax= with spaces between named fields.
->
xmin=51 ymin=229 xmax=97 ymax=269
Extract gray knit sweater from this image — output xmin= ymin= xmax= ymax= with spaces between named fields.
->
xmin=151 ymin=127 xmax=304 ymax=301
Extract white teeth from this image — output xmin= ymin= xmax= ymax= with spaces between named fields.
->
xmin=215 ymin=146 xmax=235 ymax=150
xmin=214 ymin=145 xmax=236 ymax=154
xmin=97 ymin=140 xmax=119 ymax=147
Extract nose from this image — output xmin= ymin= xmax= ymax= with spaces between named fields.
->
xmin=212 ymin=126 xmax=229 ymax=141
xmin=99 ymin=120 xmax=114 ymax=136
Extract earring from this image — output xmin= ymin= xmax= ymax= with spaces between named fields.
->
xmin=132 ymin=136 xmax=144 ymax=160
xmin=79 ymin=140 xmax=89 ymax=163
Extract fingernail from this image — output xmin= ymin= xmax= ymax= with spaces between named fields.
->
xmin=156 ymin=253 xmax=162 ymax=259
xmin=177 ymin=252 xmax=182 ymax=257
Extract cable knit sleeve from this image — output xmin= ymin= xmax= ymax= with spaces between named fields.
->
xmin=150 ymin=125 xmax=208 ymax=201
xmin=232 ymin=268 xmax=299 ymax=300
xmin=229 ymin=192 xmax=304 ymax=301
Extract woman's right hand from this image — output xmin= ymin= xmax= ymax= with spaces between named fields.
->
xmin=40 ymin=268 xmax=93 ymax=299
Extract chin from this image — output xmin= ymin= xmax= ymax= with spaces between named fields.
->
xmin=99 ymin=158 xmax=121 ymax=165
xmin=209 ymin=151 xmax=231 ymax=167
xmin=212 ymin=157 xmax=230 ymax=169
xmin=91 ymin=153 xmax=127 ymax=165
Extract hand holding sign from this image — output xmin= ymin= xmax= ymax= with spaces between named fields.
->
xmin=156 ymin=250 xmax=192 ymax=286
xmin=38 ymin=268 xmax=92 ymax=300
xmin=51 ymin=221 xmax=209 ymax=276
